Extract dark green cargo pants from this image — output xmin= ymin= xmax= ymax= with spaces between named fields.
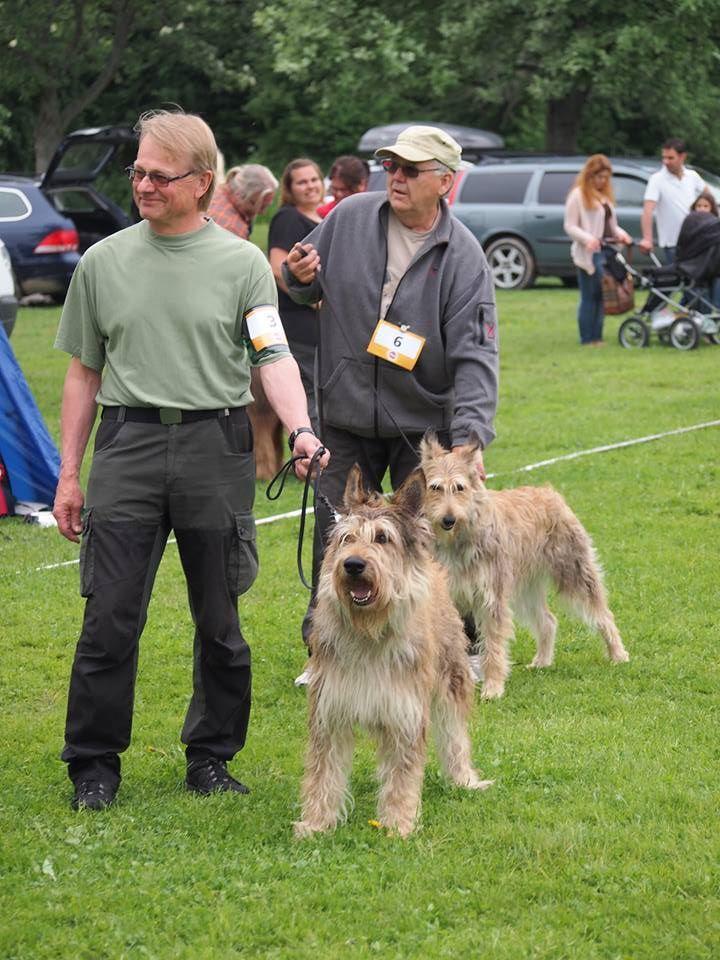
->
xmin=62 ymin=408 xmax=257 ymax=785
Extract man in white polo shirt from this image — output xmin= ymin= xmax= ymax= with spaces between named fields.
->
xmin=640 ymin=138 xmax=705 ymax=263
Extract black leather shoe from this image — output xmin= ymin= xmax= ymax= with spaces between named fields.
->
xmin=71 ymin=778 xmax=118 ymax=811
xmin=186 ymin=758 xmax=250 ymax=796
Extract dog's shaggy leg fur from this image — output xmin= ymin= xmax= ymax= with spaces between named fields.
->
xmin=476 ymin=591 xmax=514 ymax=699
xmin=514 ymin=579 xmax=558 ymax=668
xmin=432 ymin=695 xmax=494 ymax=789
xmin=552 ymin=528 xmax=629 ymax=664
xmin=294 ymin=719 xmax=355 ymax=839
xmin=376 ymin=727 xmax=428 ymax=837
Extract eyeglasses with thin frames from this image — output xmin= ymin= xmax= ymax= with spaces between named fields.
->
xmin=381 ymin=159 xmax=444 ymax=178
xmin=125 ymin=165 xmax=197 ymax=188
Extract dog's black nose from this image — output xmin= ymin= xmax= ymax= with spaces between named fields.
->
xmin=441 ymin=516 xmax=456 ymax=530
xmin=343 ymin=556 xmax=366 ymax=577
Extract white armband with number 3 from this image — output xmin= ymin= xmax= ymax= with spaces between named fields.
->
xmin=245 ymin=305 xmax=288 ymax=350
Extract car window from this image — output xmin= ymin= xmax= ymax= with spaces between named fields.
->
xmin=0 ymin=188 xmax=32 ymax=221
xmin=51 ymin=189 xmax=100 ymax=213
xmin=613 ymin=175 xmax=646 ymax=207
xmin=537 ymin=172 xmax=576 ymax=204
xmin=459 ymin=171 xmax=532 ymax=204
xmin=695 ymin=167 xmax=720 ymax=203
xmin=54 ymin=143 xmax=116 ymax=178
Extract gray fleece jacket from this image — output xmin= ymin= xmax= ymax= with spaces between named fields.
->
xmin=283 ymin=191 xmax=498 ymax=447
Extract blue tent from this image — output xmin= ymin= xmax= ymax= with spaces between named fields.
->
xmin=0 ymin=323 xmax=60 ymax=506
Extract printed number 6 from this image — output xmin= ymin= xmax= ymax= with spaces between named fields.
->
xmin=393 ymin=335 xmax=403 ymax=348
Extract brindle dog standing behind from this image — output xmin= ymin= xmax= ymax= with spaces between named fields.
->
xmin=294 ymin=465 xmax=493 ymax=839
xmin=420 ymin=435 xmax=629 ymax=700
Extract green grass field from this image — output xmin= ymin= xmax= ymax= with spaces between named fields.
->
xmin=2 ymin=288 xmax=719 ymax=959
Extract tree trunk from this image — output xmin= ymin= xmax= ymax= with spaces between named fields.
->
xmin=34 ymin=89 xmax=65 ymax=174
xmin=545 ymin=89 xmax=588 ymax=153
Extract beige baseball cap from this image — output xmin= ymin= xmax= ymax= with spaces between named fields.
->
xmin=374 ymin=125 xmax=462 ymax=171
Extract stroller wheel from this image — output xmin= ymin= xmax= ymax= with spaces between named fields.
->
xmin=669 ymin=317 xmax=700 ymax=350
xmin=618 ymin=316 xmax=649 ymax=348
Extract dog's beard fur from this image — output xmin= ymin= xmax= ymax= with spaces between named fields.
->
xmin=294 ymin=465 xmax=493 ymax=840
xmin=419 ymin=434 xmax=629 ymax=700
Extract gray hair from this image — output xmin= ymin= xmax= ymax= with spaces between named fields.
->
xmin=225 ymin=164 xmax=279 ymax=202
xmin=436 ymin=161 xmax=456 ymax=199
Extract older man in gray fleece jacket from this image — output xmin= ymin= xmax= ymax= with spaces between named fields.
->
xmin=283 ymin=125 xmax=499 ymax=682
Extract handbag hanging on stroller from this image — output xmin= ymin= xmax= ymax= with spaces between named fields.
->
xmin=601 ymin=244 xmax=635 ymax=316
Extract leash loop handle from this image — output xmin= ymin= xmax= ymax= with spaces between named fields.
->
xmin=265 ymin=446 xmax=328 ymax=590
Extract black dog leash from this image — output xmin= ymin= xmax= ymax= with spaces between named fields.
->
xmin=266 ymin=445 xmax=331 ymax=590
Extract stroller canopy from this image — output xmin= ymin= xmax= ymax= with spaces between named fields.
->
xmin=675 ymin=212 xmax=720 ymax=281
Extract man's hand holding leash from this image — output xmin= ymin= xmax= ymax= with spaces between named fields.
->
xmin=292 ymin=429 xmax=329 ymax=480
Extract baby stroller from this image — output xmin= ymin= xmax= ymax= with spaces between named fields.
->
xmin=611 ymin=212 xmax=720 ymax=349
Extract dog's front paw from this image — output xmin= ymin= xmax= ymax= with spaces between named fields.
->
xmin=293 ymin=819 xmax=330 ymax=839
xmin=610 ymin=647 xmax=630 ymax=664
xmin=527 ymin=655 xmax=553 ymax=669
xmin=381 ymin=818 xmax=416 ymax=839
xmin=466 ymin=775 xmax=495 ymax=791
xmin=480 ymin=679 xmax=505 ymax=699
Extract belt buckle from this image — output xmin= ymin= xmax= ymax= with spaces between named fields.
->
xmin=159 ymin=407 xmax=182 ymax=425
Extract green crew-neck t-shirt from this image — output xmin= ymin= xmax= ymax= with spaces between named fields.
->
xmin=55 ymin=219 xmax=288 ymax=409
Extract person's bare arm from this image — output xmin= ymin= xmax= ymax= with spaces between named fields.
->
xmin=52 ymin=358 xmax=101 ymax=542
xmin=258 ymin=356 xmax=329 ymax=478
xmin=640 ymin=200 xmax=656 ymax=252
xmin=269 ymin=247 xmax=291 ymax=294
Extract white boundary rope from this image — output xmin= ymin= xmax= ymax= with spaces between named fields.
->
xmin=26 ymin=418 xmax=720 ymax=576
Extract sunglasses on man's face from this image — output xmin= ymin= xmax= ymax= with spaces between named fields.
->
xmin=381 ymin=159 xmax=443 ymax=178
xmin=125 ymin=165 xmax=197 ymax=188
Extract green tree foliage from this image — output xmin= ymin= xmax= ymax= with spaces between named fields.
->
xmin=430 ymin=0 xmax=720 ymax=162
xmin=1 ymin=0 xmax=719 ymax=177
xmin=0 ymin=0 xmax=145 ymax=171
xmin=246 ymin=0 xmax=453 ymax=170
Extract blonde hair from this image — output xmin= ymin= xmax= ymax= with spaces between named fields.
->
xmin=135 ymin=109 xmax=217 ymax=211
xmin=575 ymin=153 xmax=615 ymax=208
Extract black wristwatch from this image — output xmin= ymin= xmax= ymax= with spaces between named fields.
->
xmin=288 ymin=426 xmax=315 ymax=451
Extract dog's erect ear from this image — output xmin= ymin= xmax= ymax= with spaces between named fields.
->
xmin=419 ymin=430 xmax=447 ymax=465
xmin=343 ymin=464 xmax=367 ymax=508
xmin=393 ymin=468 xmax=426 ymax=518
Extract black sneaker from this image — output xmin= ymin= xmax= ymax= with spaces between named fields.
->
xmin=186 ymin=758 xmax=250 ymax=796
xmin=71 ymin=778 xmax=118 ymax=811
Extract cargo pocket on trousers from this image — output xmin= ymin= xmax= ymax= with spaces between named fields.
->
xmin=79 ymin=509 xmax=95 ymax=597
xmin=227 ymin=512 xmax=258 ymax=596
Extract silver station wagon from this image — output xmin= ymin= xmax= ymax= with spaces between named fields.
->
xmin=449 ymin=156 xmax=720 ymax=289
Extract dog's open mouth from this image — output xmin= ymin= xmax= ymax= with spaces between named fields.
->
xmin=349 ymin=581 xmax=376 ymax=606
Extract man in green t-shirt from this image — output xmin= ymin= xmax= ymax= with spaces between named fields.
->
xmin=53 ymin=109 xmax=328 ymax=812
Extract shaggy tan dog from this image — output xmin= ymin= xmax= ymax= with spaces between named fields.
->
xmin=420 ymin=435 xmax=629 ymax=700
xmin=294 ymin=465 xmax=493 ymax=839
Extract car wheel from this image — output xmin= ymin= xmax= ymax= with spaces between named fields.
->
xmin=618 ymin=316 xmax=649 ymax=348
xmin=669 ymin=317 xmax=700 ymax=350
xmin=484 ymin=236 xmax=536 ymax=290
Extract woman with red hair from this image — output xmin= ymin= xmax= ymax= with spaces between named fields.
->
xmin=564 ymin=154 xmax=632 ymax=345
